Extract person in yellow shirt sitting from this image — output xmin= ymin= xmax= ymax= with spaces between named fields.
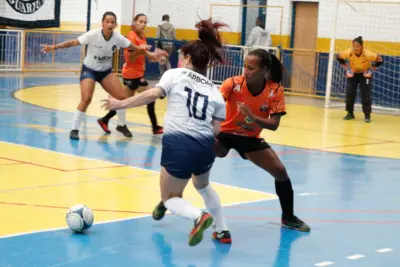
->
xmin=336 ymin=36 xmax=383 ymax=123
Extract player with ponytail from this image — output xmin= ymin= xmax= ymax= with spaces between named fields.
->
xmin=214 ymin=48 xmax=311 ymax=233
xmin=101 ymin=18 xmax=231 ymax=246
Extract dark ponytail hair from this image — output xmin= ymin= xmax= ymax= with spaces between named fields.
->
xmin=180 ymin=18 xmax=228 ymax=71
xmin=353 ymin=36 xmax=363 ymax=46
xmin=102 ymin=11 xmax=117 ymax=23
xmin=248 ymin=49 xmax=285 ymax=83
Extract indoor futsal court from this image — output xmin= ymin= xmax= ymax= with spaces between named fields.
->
xmin=1 ymin=0 xmax=400 ymax=266
xmin=0 ymin=73 xmax=399 ymax=267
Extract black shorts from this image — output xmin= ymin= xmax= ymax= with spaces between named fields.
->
xmin=216 ymin=132 xmax=271 ymax=159
xmin=123 ymin=77 xmax=149 ymax=90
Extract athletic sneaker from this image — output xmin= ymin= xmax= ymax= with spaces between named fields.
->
xmin=189 ymin=212 xmax=213 ymax=246
xmin=281 ymin=215 xmax=310 ymax=232
xmin=70 ymin=130 xmax=79 ymax=140
xmin=116 ymin=125 xmax=133 ymax=138
xmin=212 ymin=230 xmax=232 ymax=244
xmin=153 ymin=126 xmax=164 ymax=135
xmin=152 ymin=201 xmax=167 ymax=221
xmin=343 ymin=112 xmax=355 ymax=120
xmin=364 ymin=113 xmax=371 ymax=123
xmin=97 ymin=118 xmax=111 ymax=134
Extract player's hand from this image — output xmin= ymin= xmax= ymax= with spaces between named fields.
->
xmin=237 ymin=102 xmax=253 ymax=117
xmin=101 ymin=95 xmax=124 ymax=110
xmin=363 ymin=69 xmax=372 ymax=78
xmin=40 ymin=44 xmax=55 ymax=53
xmin=155 ymin=48 xmax=169 ymax=57
xmin=346 ymin=69 xmax=354 ymax=78
xmin=139 ymin=44 xmax=151 ymax=50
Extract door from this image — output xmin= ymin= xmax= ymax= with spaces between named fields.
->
xmin=291 ymin=2 xmax=319 ymax=94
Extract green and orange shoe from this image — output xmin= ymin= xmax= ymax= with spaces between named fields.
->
xmin=188 ymin=212 xmax=213 ymax=246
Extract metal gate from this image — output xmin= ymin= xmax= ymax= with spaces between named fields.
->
xmin=0 ymin=30 xmax=23 ymax=71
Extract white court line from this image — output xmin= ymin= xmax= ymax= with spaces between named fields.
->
xmin=297 ymin=192 xmax=319 ymax=196
xmin=346 ymin=254 xmax=365 ymax=260
xmin=314 ymin=262 xmax=334 ymax=266
xmin=0 ymin=197 xmax=275 ymax=240
xmin=0 ymin=141 xmax=279 ymax=240
xmin=376 ymin=248 xmax=394 ymax=253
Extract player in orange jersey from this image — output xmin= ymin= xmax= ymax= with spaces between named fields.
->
xmin=215 ymin=49 xmax=310 ymax=232
xmin=98 ymin=13 xmax=165 ymax=135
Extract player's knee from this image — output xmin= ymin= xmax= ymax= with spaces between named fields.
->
xmin=272 ymin=163 xmax=289 ymax=181
xmin=192 ymin=179 xmax=209 ymax=190
xmin=161 ymin=192 xmax=183 ymax=202
xmin=81 ymin=95 xmax=92 ymax=106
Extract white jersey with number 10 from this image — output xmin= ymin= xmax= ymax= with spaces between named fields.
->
xmin=156 ymin=68 xmax=226 ymax=147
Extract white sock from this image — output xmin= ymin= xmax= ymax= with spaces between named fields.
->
xmin=164 ymin=197 xmax=202 ymax=221
xmin=72 ymin=110 xmax=85 ymax=130
xmin=197 ymin=184 xmax=229 ymax=231
xmin=117 ymin=109 xmax=126 ymax=126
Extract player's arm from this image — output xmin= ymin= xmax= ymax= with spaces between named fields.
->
xmin=212 ymin=93 xmax=226 ymax=136
xmin=212 ymin=120 xmax=222 ymax=136
xmin=336 ymin=48 xmax=351 ymax=67
xmin=123 ymin=34 xmax=166 ymax=62
xmin=367 ymin=52 xmax=383 ymax=69
xmin=102 ymin=87 xmax=163 ymax=110
xmin=120 ymin=87 xmax=163 ymax=108
xmin=238 ymin=86 xmax=286 ymax=131
xmin=40 ymin=39 xmax=80 ymax=53
xmin=250 ymin=114 xmax=282 ymax=131
xmin=219 ymin=78 xmax=235 ymax=101
xmin=101 ymin=69 xmax=174 ymax=110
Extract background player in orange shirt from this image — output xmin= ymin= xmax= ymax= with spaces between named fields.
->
xmin=98 ymin=13 xmax=166 ymax=135
xmin=215 ymin=49 xmax=310 ymax=232
xmin=336 ymin=36 xmax=383 ymax=122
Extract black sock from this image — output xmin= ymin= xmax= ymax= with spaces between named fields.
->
xmin=275 ymin=179 xmax=294 ymax=219
xmin=147 ymin=101 xmax=158 ymax=129
xmin=102 ymin=110 xmax=117 ymax=123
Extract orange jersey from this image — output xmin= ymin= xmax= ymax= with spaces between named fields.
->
xmin=220 ymin=76 xmax=286 ymax=138
xmin=122 ymin=31 xmax=146 ymax=79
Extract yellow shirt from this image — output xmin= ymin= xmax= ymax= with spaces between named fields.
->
xmin=339 ymin=48 xmax=378 ymax=73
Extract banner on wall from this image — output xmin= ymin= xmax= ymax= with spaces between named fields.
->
xmin=0 ymin=0 xmax=61 ymax=28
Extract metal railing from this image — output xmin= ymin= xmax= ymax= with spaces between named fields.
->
xmin=23 ymin=30 xmax=85 ymax=72
xmin=0 ymin=29 xmax=23 ymax=71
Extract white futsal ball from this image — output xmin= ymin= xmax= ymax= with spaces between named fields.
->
xmin=66 ymin=204 xmax=94 ymax=233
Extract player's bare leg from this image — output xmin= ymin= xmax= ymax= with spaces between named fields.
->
xmin=245 ymin=148 xmax=310 ymax=232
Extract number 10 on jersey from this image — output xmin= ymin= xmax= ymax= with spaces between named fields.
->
xmin=185 ymin=87 xmax=209 ymax=121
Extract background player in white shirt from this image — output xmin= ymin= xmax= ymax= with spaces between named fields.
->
xmin=41 ymin=11 xmax=167 ymax=140
xmin=102 ymin=18 xmax=231 ymax=247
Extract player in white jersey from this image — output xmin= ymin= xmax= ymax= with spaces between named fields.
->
xmin=40 ymin=11 xmax=167 ymax=140
xmin=102 ymin=18 xmax=231 ymax=247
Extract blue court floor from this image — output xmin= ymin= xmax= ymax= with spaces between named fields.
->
xmin=0 ymin=75 xmax=399 ymax=267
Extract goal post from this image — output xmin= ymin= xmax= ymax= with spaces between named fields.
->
xmin=325 ymin=0 xmax=400 ymax=112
